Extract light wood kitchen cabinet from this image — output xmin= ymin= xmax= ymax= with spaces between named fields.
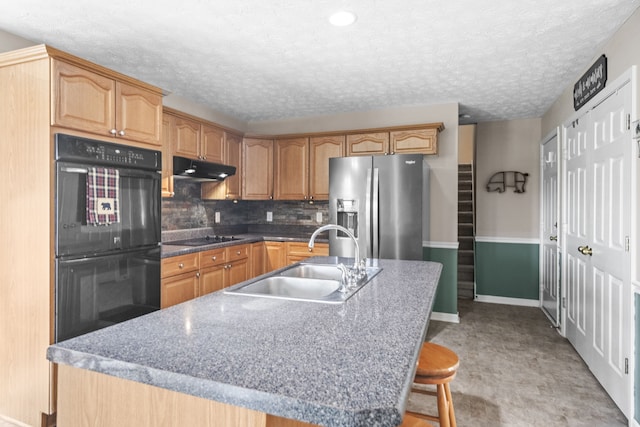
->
xmin=274 ymin=137 xmax=309 ymax=200
xmin=285 ymin=242 xmax=329 ymax=265
xmin=161 ymin=244 xmax=250 ymax=307
xmin=243 ymin=138 xmax=274 ymax=200
xmin=201 ymin=131 xmax=243 ymax=200
xmin=172 ymin=116 xmax=201 ymax=158
xmin=173 ymin=120 xmax=225 ymax=162
xmin=265 ymin=242 xmax=286 ymax=272
xmin=199 ymin=247 xmax=227 ymax=295
xmin=251 ymin=242 xmax=266 ymax=277
xmin=224 ymin=132 xmax=243 ymax=200
xmin=309 ymin=135 xmax=345 ymax=200
xmin=161 ymin=113 xmax=175 ymax=197
xmin=52 ymin=59 xmax=162 ymax=145
xmin=161 ymin=252 xmax=200 ymax=308
xmin=0 ymin=44 xmax=167 ymax=427
xmin=389 ymin=127 xmax=440 ymax=155
xmin=346 ymin=132 xmax=389 ymax=156
xmin=200 ymin=124 xmax=225 ymax=163
xmin=161 ymin=271 xmax=200 ymax=308
xmin=274 ymin=135 xmax=344 ymax=201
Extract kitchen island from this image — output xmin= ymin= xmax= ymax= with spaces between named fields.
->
xmin=47 ymin=257 xmax=442 ymax=427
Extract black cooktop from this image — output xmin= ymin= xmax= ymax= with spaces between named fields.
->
xmin=165 ymin=235 xmax=241 ymax=246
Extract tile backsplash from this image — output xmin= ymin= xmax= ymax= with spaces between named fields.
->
xmin=162 ymin=180 xmax=328 ymax=231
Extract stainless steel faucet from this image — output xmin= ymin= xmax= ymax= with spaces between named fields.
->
xmin=308 ymin=224 xmax=360 ymax=269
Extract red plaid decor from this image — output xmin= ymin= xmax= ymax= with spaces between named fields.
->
xmin=86 ymin=167 xmax=120 ymax=225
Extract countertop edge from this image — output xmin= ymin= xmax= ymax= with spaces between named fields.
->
xmin=161 ymin=234 xmax=329 ymax=258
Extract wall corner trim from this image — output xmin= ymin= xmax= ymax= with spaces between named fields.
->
xmin=430 ymin=311 xmax=460 ymax=323
xmin=475 ymin=236 xmax=540 ymax=245
xmin=423 ymin=241 xmax=459 ymax=249
xmin=474 ymin=295 xmax=540 ymax=307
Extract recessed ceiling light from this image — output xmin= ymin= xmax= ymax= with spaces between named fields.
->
xmin=329 ymin=10 xmax=357 ymax=27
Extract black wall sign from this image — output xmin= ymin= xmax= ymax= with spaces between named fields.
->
xmin=573 ymin=55 xmax=607 ymax=111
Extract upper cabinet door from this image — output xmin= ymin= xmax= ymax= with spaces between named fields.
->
xmin=224 ymin=132 xmax=242 ymax=200
xmin=309 ymin=135 xmax=345 ymax=200
xmin=346 ymin=132 xmax=389 ymax=156
xmin=115 ymin=82 xmax=162 ymax=146
xmin=52 ymin=59 xmax=116 ymax=136
xmin=52 ymin=59 xmax=162 ymax=146
xmin=161 ymin=113 xmax=175 ymax=198
xmin=390 ymin=128 xmax=438 ymax=155
xmin=172 ymin=117 xmax=200 ymax=159
xmin=243 ymin=138 xmax=273 ymax=200
xmin=274 ymin=137 xmax=309 ymax=200
xmin=200 ymin=124 xmax=225 ymax=163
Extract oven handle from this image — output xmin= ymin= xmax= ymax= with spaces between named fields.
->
xmin=60 ymin=167 xmax=88 ymax=173
xmin=59 ymin=165 xmax=161 ymax=179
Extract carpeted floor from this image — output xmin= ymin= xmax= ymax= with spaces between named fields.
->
xmin=406 ymin=300 xmax=628 ymax=426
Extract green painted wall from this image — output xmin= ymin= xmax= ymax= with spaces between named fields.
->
xmin=475 ymin=241 xmax=539 ymax=299
xmin=423 ymin=247 xmax=457 ymax=314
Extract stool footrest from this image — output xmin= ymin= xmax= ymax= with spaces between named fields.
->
xmin=405 ymin=410 xmax=440 ymax=423
xmin=411 ymin=388 xmax=437 ymax=397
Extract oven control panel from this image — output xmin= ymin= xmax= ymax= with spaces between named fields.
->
xmin=54 ymin=133 xmax=161 ymax=170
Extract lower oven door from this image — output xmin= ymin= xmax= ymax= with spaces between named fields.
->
xmin=55 ymin=246 xmax=160 ymax=342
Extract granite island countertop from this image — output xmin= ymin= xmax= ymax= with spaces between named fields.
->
xmin=47 ymin=257 xmax=442 ymax=427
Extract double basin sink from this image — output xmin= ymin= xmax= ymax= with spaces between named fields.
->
xmin=225 ymin=261 xmax=382 ymax=304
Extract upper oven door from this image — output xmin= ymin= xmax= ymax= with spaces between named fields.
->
xmin=56 ymin=161 xmax=161 ymax=257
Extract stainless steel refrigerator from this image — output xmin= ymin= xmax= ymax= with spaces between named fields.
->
xmin=329 ymin=154 xmax=429 ymax=261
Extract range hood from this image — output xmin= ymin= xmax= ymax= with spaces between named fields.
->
xmin=173 ymin=156 xmax=236 ymax=182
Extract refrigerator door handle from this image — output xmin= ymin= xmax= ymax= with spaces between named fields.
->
xmin=372 ymin=167 xmax=379 ymax=258
xmin=366 ymin=168 xmax=372 ymax=258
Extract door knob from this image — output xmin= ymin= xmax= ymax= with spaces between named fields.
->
xmin=578 ymin=246 xmax=593 ymax=256
xmin=550 ymin=236 xmax=558 ymax=241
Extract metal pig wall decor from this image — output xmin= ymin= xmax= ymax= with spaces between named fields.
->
xmin=486 ymin=171 xmax=529 ymax=193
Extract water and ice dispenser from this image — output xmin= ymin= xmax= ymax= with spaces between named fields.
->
xmin=336 ymin=199 xmax=358 ymax=238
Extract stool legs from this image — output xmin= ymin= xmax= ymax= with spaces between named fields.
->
xmin=407 ymin=382 xmax=456 ymax=427
xmin=444 ymin=383 xmax=456 ymax=427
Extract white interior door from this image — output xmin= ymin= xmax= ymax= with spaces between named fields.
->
xmin=564 ymin=79 xmax=632 ymax=417
xmin=541 ymin=131 xmax=560 ymax=325
xmin=564 ymin=114 xmax=590 ymax=360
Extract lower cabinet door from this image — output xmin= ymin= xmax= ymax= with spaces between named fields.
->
xmin=200 ymin=266 xmax=225 ymax=296
xmin=161 ymin=272 xmax=199 ymax=308
xmin=225 ymin=259 xmax=249 ymax=288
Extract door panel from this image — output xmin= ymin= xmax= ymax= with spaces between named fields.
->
xmin=563 ymin=80 xmax=631 ymax=417
xmin=541 ymin=131 xmax=560 ymax=323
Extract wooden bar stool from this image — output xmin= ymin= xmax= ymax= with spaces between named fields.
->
xmin=400 ymin=414 xmax=436 ymax=427
xmin=406 ymin=342 xmax=459 ymax=427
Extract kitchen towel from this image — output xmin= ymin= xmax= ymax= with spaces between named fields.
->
xmin=86 ymin=167 xmax=120 ymax=225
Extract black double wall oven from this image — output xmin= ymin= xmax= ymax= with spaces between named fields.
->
xmin=54 ymin=133 xmax=162 ymax=342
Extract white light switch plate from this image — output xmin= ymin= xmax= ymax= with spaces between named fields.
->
xmin=266 ymin=212 xmax=273 ymax=222
xmin=214 ymin=212 xmax=221 ymax=223
xmin=316 ymin=212 xmax=322 ymax=223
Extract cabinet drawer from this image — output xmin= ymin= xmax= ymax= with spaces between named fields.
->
xmin=226 ymin=244 xmax=249 ymax=262
xmin=161 ymin=253 xmax=199 ymax=278
xmin=286 ymin=241 xmax=329 ymax=256
xmin=199 ymin=248 xmax=226 ymax=269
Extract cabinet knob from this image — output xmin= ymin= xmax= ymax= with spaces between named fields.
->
xmin=236 ymin=250 xmax=241 ymax=255
xmin=118 ymin=130 xmax=125 ymax=136
xmin=212 ymin=256 xmax=217 ymax=261
xmin=196 ymin=272 xmax=200 ymax=278
xmin=178 ymin=263 xmax=184 ymax=269
xmin=269 ymin=195 xmax=273 ymax=200
xmin=109 ymin=129 xmax=117 ymax=135
xmin=308 ymin=248 xmax=313 ymax=252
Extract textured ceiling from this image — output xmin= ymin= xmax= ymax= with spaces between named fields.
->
xmin=1 ymin=0 xmax=638 ymax=124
